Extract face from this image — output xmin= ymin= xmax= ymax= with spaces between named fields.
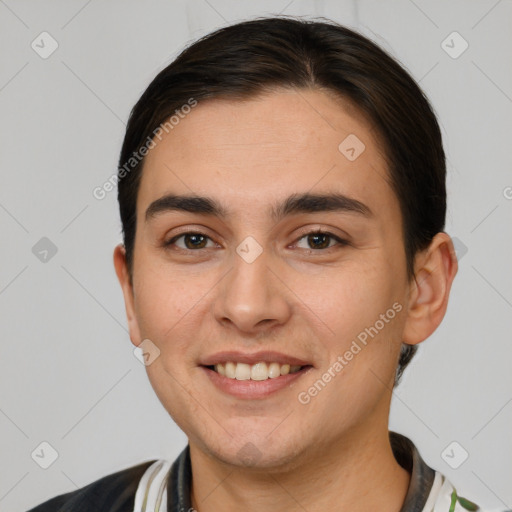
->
xmin=116 ymin=89 xmax=415 ymax=469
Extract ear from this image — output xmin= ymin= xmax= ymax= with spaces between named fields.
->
xmin=402 ymin=232 xmax=458 ymax=345
xmin=113 ymin=243 xmax=142 ymax=347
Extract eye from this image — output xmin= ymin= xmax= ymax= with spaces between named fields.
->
xmin=295 ymin=231 xmax=347 ymax=250
xmin=164 ymin=232 xmax=216 ymax=250
xmin=163 ymin=230 xmax=347 ymax=252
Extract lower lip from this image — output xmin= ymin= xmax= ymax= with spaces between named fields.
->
xmin=201 ymin=366 xmax=311 ymax=399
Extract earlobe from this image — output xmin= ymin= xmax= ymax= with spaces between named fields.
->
xmin=402 ymin=233 xmax=458 ymax=345
xmin=113 ymin=244 xmax=142 ymax=347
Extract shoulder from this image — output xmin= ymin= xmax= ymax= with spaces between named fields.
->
xmin=26 ymin=459 xmax=158 ymax=512
xmin=425 ymin=471 xmax=511 ymax=512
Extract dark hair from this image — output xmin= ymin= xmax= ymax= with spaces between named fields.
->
xmin=117 ymin=16 xmax=446 ymax=385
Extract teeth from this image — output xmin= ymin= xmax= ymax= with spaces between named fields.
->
xmin=268 ymin=362 xmax=281 ymax=378
xmin=225 ymin=361 xmax=236 ymax=379
xmin=213 ymin=361 xmax=304 ymax=380
xmin=251 ymin=362 xmax=268 ymax=381
xmin=235 ymin=363 xmax=251 ymax=380
xmin=216 ymin=363 xmax=226 ymax=377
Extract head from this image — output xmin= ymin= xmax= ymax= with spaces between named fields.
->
xmin=114 ymin=17 xmax=457 ymax=468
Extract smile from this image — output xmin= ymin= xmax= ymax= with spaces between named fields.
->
xmin=210 ymin=361 xmax=304 ymax=381
xmin=201 ymin=362 xmax=312 ymax=400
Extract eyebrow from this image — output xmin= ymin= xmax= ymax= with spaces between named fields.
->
xmin=145 ymin=192 xmax=373 ymax=222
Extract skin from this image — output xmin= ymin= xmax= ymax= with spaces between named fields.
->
xmin=114 ymin=88 xmax=458 ymax=512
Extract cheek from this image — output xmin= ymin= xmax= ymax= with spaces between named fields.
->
xmin=296 ymin=267 xmax=405 ymax=422
xmin=295 ymin=264 xmax=397 ymax=342
xmin=132 ymin=267 xmax=200 ymax=350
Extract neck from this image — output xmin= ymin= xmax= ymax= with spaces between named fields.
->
xmin=188 ymin=427 xmax=410 ymax=512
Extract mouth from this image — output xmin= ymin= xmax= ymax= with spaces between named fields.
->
xmin=200 ymin=358 xmax=313 ymax=400
xmin=204 ymin=361 xmax=311 ymax=381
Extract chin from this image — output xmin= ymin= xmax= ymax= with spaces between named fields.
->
xmin=196 ymin=429 xmax=309 ymax=472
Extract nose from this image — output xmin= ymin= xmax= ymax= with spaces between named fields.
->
xmin=212 ymin=247 xmax=292 ymax=336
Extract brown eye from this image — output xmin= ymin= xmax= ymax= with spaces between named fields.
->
xmin=307 ymin=233 xmax=330 ymax=249
xmin=295 ymin=231 xmax=346 ymax=250
xmin=165 ymin=232 xmax=214 ymax=250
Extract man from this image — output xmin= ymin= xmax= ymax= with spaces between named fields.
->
xmin=28 ymin=16 xmax=507 ymax=512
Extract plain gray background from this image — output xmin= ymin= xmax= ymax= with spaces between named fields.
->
xmin=1 ymin=1 xmax=511 ymax=511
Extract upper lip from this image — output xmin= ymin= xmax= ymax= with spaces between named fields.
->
xmin=200 ymin=350 xmax=312 ymax=367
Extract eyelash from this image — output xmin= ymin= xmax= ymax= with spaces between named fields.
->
xmin=163 ymin=229 xmax=348 ymax=253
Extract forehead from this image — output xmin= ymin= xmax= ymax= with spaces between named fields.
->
xmin=137 ymin=89 xmax=395 ymax=222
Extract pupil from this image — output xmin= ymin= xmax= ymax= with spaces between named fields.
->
xmin=186 ymin=234 xmax=206 ymax=249
xmin=309 ymin=233 xmax=329 ymax=249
